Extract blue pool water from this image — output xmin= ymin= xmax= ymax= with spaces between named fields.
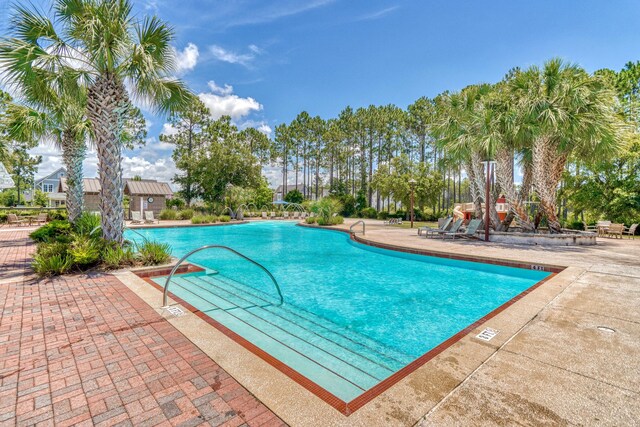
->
xmin=127 ymin=222 xmax=549 ymax=401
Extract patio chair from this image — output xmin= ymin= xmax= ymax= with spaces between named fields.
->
xmin=131 ymin=211 xmax=143 ymax=224
xmin=283 ymin=211 xmax=289 ymax=219
xmin=606 ymin=223 xmax=625 ymax=239
xmin=426 ymin=218 xmax=462 ymax=238
xmin=270 ymin=212 xmax=276 ymax=219
xmin=293 ymin=212 xmax=300 ymax=219
xmin=7 ymin=214 xmax=28 ymax=227
xmin=442 ymin=219 xmax=483 ymax=239
xmin=262 ymin=212 xmax=267 ymax=219
xmin=144 ymin=211 xmax=159 ymax=224
xmin=419 ymin=216 xmax=452 ymax=236
xmin=33 ymin=213 xmax=48 ymax=225
xmin=623 ymin=223 xmax=638 ymax=239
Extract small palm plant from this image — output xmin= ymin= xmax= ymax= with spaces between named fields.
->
xmin=0 ymin=0 xmax=192 ymax=242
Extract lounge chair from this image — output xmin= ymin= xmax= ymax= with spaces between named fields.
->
xmin=419 ymin=216 xmax=452 ymax=236
xmin=293 ymin=212 xmax=300 ymax=219
xmin=441 ymin=219 xmax=483 ymax=239
xmin=623 ymin=223 xmax=638 ymax=239
xmin=606 ymin=223 xmax=624 ymax=239
xmin=427 ymin=218 xmax=462 ymax=238
xmin=131 ymin=211 xmax=143 ymax=224
xmin=261 ymin=212 xmax=267 ymax=219
xmin=144 ymin=211 xmax=159 ymax=224
xmin=283 ymin=211 xmax=289 ymax=219
xmin=270 ymin=212 xmax=276 ymax=219
xmin=7 ymin=214 xmax=28 ymax=227
xmin=33 ymin=213 xmax=48 ymax=225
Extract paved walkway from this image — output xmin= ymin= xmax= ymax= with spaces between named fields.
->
xmin=0 ymin=229 xmax=285 ymax=427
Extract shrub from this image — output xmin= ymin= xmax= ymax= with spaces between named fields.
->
xmin=48 ymin=210 xmax=67 ymax=221
xmin=166 ymin=197 xmax=185 ymax=210
xmin=377 ymin=211 xmax=390 ymax=220
xmin=30 ymin=220 xmax=72 ymax=243
xmin=360 ymin=207 xmax=377 ymax=219
xmin=283 ymin=188 xmax=304 ymax=204
xmin=564 ymin=220 xmax=585 ymax=231
xmin=69 ymin=236 xmax=102 ymax=267
xmin=74 ymin=212 xmax=101 ymax=237
xmin=102 ymin=244 xmax=136 ymax=269
xmin=191 ymin=214 xmax=217 ymax=224
xmin=137 ymin=240 xmax=171 ymax=266
xmin=159 ymin=209 xmax=177 ymax=220
xmin=218 ymin=215 xmax=231 ymax=222
xmin=36 ymin=241 xmax=69 ymax=259
xmin=311 ymin=198 xmax=343 ymax=223
xmin=305 ymin=217 xmax=316 ymax=224
xmin=316 ymin=215 xmax=343 ymax=226
xmin=32 ymin=253 xmax=74 ymax=277
xmin=177 ymin=209 xmax=194 ymax=220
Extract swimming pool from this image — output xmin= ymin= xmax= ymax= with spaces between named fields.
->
xmin=128 ymin=222 xmax=550 ymax=408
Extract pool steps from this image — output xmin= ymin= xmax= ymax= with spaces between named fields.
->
xmin=156 ymin=273 xmax=413 ymax=401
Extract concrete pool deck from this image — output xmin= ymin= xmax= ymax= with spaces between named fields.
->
xmin=2 ymin=220 xmax=639 ymax=425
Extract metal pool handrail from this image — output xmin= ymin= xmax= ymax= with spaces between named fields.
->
xmin=350 ymin=220 xmax=365 ymax=235
xmin=162 ymin=245 xmax=283 ymax=307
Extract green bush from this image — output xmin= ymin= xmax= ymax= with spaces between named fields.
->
xmin=137 ymin=240 xmax=171 ymax=266
xmin=564 ymin=220 xmax=585 ymax=231
xmin=48 ymin=210 xmax=68 ymax=221
xmin=159 ymin=208 xmax=177 ymax=220
xmin=377 ymin=211 xmax=390 ymax=220
xmin=177 ymin=209 xmax=194 ymax=220
xmin=32 ymin=253 xmax=74 ymax=277
xmin=360 ymin=207 xmax=377 ymax=218
xmin=36 ymin=241 xmax=70 ymax=259
xmin=69 ymin=236 xmax=102 ymax=267
xmin=74 ymin=212 xmax=101 ymax=236
xmin=191 ymin=214 xmax=218 ymax=224
xmin=316 ymin=214 xmax=344 ymax=226
xmin=166 ymin=197 xmax=185 ymax=210
xmin=102 ymin=244 xmax=136 ymax=269
xmin=305 ymin=216 xmax=316 ymax=224
xmin=30 ymin=220 xmax=72 ymax=243
xmin=218 ymin=215 xmax=231 ymax=222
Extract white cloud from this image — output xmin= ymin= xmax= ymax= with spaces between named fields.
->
xmin=198 ymin=81 xmax=262 ymax=120
xmin=257 ymin=123 xmax=273 ymax=135
xmin=209 ymin=44 xmax=265 ymax=68
xmin=207 ymin=81 xmax=234 ymax=96
xmin=357 ymin=6 xmax=399 ymax=21
xmin=172 ymin=43 xmax=199 ymax=75
xmin=240 ymin=119 xmax=273 ymax=136
xmin=161 ymin=123 xmax=179 ymax=136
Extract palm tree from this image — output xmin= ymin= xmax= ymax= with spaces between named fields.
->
xmin=512 ymin=59 xmax=624 ymax=233
xmin=434 ymin=85 xmax=504 ymax=229
xmin=0 ymin=70 xmax=89 ymax=223
xmin=0 ymin=1 xmax=192 ymax=242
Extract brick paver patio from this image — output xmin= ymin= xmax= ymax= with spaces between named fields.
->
xmin=0 ymin=230 xmax=286 ymax=427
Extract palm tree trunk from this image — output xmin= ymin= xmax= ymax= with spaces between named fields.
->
xmin=465 ymin=158 xmax=483 ymax=219
xmin=495 ymin=146 xmax=534 ymax=231
xmin=87 ymin=73 xmax=127 ymax=243
xmin=532 ymin=137 xmax=567 ymax=233
xmin=61 ymin=132 xmax=85 ymax=223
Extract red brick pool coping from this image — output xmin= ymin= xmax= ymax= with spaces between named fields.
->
xmin=138 ymin=223 xmax=563 ymax=416
xmin=0 ymin=230 xmax=286 ymax=426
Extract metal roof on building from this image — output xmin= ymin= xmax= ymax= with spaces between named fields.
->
xmin=59 ymin=177 xmax=172 ymax=196
xmin=125 ymin=180 xmax=173 ymax=196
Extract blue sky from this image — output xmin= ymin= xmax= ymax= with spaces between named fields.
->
xmin=13 ymin=0 xmax=640 ymax=185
